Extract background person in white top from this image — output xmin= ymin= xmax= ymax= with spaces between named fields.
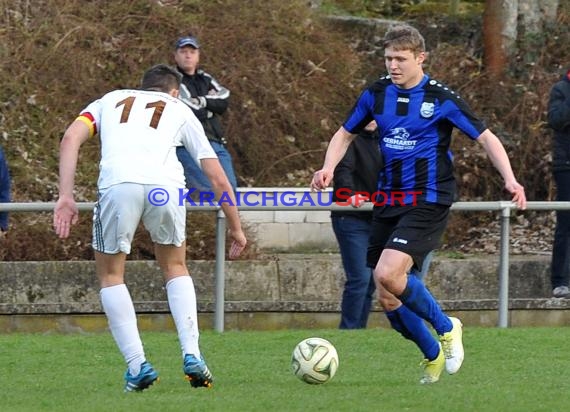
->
xmin=53 ymin=64 xmax=246 ymax=392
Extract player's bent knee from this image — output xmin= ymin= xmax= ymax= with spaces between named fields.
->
xmin=378 ymin=296 xmax=400 ymax=311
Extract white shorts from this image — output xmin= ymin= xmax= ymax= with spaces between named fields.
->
xmin=92 ymin=183 xmax=186 ymax=254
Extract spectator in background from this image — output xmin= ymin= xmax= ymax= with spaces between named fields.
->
xmin=0 ymin=144 xmax=10 ymax=236
xmin=548 ymin=66 xmax=570 ymax=298
xmin=173 ymin=33 xmax=238 ymax=193
xmin=332 ymin=120 xmax=432 ymax=329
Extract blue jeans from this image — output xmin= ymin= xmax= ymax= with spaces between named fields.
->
xmin=332 ymin=215 xmax=376 ymax=329
xmin=551 ymin=170 xmax=570 ymax=288
xmin=176 ymin=142 xmax=237 ymax=192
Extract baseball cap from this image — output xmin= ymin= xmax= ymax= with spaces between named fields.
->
xmin=175 ymin=36 xmax=200 ymax=49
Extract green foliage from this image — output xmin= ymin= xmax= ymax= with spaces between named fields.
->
xmin=1 ymin=328 xmax=570 ymax=411
xmin=402 ymin=0 xmax=484 ymax=17
xmin=321 ymin=0 xmax=484 ymax=17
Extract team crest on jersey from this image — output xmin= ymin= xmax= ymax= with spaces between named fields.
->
xmin=420 ymin=102 xmax=435 ymax=118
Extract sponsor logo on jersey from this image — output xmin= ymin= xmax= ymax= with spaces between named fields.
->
xmin=383 ymin=127 xmax=416 ymax=150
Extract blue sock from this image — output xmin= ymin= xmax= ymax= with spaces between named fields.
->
xmin=398 ymin=274 xmax=452 ymax=335
xmin=385 ymin=305 xmax=441 ymax=361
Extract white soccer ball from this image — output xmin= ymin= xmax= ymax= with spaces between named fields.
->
xmin=291 ymin=337 xmax=339 ymax=384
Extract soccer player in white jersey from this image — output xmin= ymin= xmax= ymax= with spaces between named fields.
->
xmin=54 ymin=64 xmax=247 ymax=392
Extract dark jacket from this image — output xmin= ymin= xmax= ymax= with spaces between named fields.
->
xmin=548 ymin=67 xmax=570 ymax=172
xmin=177 ymin=67 xmax=230 ymax=143
xmin=331 ymin=128 xmax=382 ymax=220
xmin=0 ymin=146 xmax=11 ymax=231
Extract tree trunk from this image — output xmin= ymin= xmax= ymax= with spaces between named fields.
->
xmin=519 ymin=0 xmax=559 ymax=33
xmin=483 ymin=0 xmax=518 ymax=76
xmin=518 ymin=0 xmax=560 ymax=64
xmin=519 ymin=0 xmax=543 ymax=33
xmin=540 ymin=0 xmax=560 ymax=24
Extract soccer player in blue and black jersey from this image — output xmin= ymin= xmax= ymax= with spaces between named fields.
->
xmin=311 ymin=24 xmax=526 ymax=384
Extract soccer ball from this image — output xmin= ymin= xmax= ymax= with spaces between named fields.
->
xmin=291 ymin=337 xmax=339 ymax=384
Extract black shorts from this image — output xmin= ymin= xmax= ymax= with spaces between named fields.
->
xmin=366 ymin=203 xmax=450 ymax=271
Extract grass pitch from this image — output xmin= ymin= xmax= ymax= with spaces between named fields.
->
xmin=1 ymin=327 xmax=569 ymax=411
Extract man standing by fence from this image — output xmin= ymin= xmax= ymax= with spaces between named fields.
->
xmin=548 ymin=66 xmax=570 ymax=298
xmin=0 ymin=144 xmax=10 ymax=237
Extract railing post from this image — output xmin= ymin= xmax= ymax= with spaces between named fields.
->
xmin=498 ymin=203 xmax=511 ymax=328
xmin=214 ymin=209 xmax=226 ymax=332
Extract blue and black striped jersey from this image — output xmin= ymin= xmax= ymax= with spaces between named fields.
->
xmin=343 ymin=74 xmax=486 ymax=206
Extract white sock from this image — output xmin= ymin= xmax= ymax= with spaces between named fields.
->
xmin=100 ymin=284 xmax=146 ymax=375
xmin=166 ymin=276 xmax=201 ymax=358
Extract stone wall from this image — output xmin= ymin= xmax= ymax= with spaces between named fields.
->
xmin=241 ymin=210 xmax=336 ymax=251
xmin=238 ymin=189 xmax=337 ymax=251
xmin=2 ymin=255 xmax=570 ymax=332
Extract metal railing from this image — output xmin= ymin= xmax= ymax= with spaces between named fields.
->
xmin=1 ymin=190 xmax=569 ymax=331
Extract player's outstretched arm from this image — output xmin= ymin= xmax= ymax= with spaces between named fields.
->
xmin=54 ymin=120 xmax=90 ymax=238
xmin=310 ymin=126 xmax=356 ymax=191
xmin=476 ymin=129 xmax=526 ymax=210
xmin=200 ymin=158 xmax=247 ymax=259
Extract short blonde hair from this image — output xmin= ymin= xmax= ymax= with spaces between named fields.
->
xmin=383 ymin=24 xmax=426 ymax=55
